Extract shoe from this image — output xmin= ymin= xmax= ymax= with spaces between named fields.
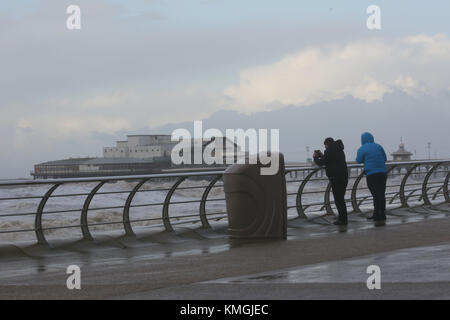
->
xmin=366 ymin=215 xmax=375 ymax=220
xmin=374 ymin=219 xmax=386 ymax=227
xmin=333 ymin=220 xmax=347 ymax=226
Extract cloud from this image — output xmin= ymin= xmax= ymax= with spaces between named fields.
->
xmin=224 ymin=34 xmax=450 ymax=113
xmin=1 ymin=0 xmax=449 ymax=178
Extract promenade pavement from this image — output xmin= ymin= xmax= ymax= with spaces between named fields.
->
xmin=1 ymin=203 xmax=449 ymax=299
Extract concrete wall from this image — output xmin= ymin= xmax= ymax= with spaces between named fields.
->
xmin=116 ymin=141 xmax=128 ymax=147
xmin=103 ymin=147 xmax=129 ymax=158
xmin=127 ymin=135 xmax=171 ymax=147
xmin=103 ymin=135 xmax=173 ymax=159
xmin=128 ymin=145 xmax=162 ymax=159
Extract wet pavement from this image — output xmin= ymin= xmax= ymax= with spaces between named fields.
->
xmin=119 ymin=241 xmax=450 ymax=299
xmin=206 ymin=242 xmax=450 ymax=284
xmin=1 ymin=203 xmax=450 ymax=299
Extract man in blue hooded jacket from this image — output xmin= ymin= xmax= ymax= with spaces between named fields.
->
xmin=356 ymin=132 xmax=387 ymax=223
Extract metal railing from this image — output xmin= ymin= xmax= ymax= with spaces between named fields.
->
xmin=0 ymin=160 xmax=449 ymax=245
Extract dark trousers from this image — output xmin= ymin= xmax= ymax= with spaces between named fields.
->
xmin=330 ymin=176 xmax=348 ymax=222
xmin=366 ymin=172 xmax=387 ymax=220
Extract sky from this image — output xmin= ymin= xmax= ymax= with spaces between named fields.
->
xmin=1 ymin=0 xmax=450 ymax=178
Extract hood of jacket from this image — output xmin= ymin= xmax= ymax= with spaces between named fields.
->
xmin=333 ymin=139 xmax=345 ymax=151
xmin=361 ymin=132 xmax=374 ymax=145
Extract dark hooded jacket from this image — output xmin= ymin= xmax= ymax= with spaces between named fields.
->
xmin=313 ymin=139 xmax=348 ymax=179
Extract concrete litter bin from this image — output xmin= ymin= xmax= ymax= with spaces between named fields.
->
xmin=223 ymin=152 xmax=287 ymax=239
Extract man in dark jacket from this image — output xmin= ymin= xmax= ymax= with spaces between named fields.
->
xmin=313 ymin=137 xmax=349 ymax=225
xmin=356 ymin=132 xmax=387 ymax=224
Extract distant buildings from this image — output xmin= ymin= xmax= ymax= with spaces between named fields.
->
xmin=103 ymin=134 xmax=244 ymax=164
xmin=32 ymin=157 xmax=164 ymax=179
xmin=103 ymin=135 xmax=173 ymax=160
xmin=391 ymin=141 xmax=413 ymax=161
xmin=32 ymin=134 xmax=245 ymax=179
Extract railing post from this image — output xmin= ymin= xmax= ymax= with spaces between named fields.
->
xmin=389 ymin=191 xmax=400 ymax=204
xmin=35 ymin=183 xmax=61 ymax=245
xmin=351 ymin=165 xmax=396 ymax=213
xmin=432 ymin=186 xmax=444 ymax=201
xmin=81 ymin=181 xmax=106 ymax=241
xmin=406 ymin=189 xmax=418 ymax=203
xmin=351 ymin=170 xmax=365 ymax=213
xmin=443 ymin=169 xmax=450 ymax=203
xmin=162 ymin=176 xmax=187 ymax=232
xmin=199 ymin=175 xmax=222 ymax=229
xmin=422 ymin=162 xmax=442 ymax=205
xmin=400 ymin=164 xmax=420 ymax=208
xmin=296 ymin=167 xmax=321 ymax=218
xmin=123 ymin=178 xmax=150 ymax=236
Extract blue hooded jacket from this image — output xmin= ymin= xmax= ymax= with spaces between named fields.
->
xmin=356 ymin=132 xmax=387 ymax=176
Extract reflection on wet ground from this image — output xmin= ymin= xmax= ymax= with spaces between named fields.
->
xmin=0 ymin=203 xmax=449 ymax=280
xmin=205 ymin=241 xmax=450 ymax=284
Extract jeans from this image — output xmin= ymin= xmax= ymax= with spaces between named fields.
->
xmin=366 ymin=172 xmax=387 ymax=220
xmin=330 ymin=176 xmax=348 ymax=222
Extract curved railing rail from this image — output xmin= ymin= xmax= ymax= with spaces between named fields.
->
xmin=0 ymin=160 xmax=448 ymax=245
